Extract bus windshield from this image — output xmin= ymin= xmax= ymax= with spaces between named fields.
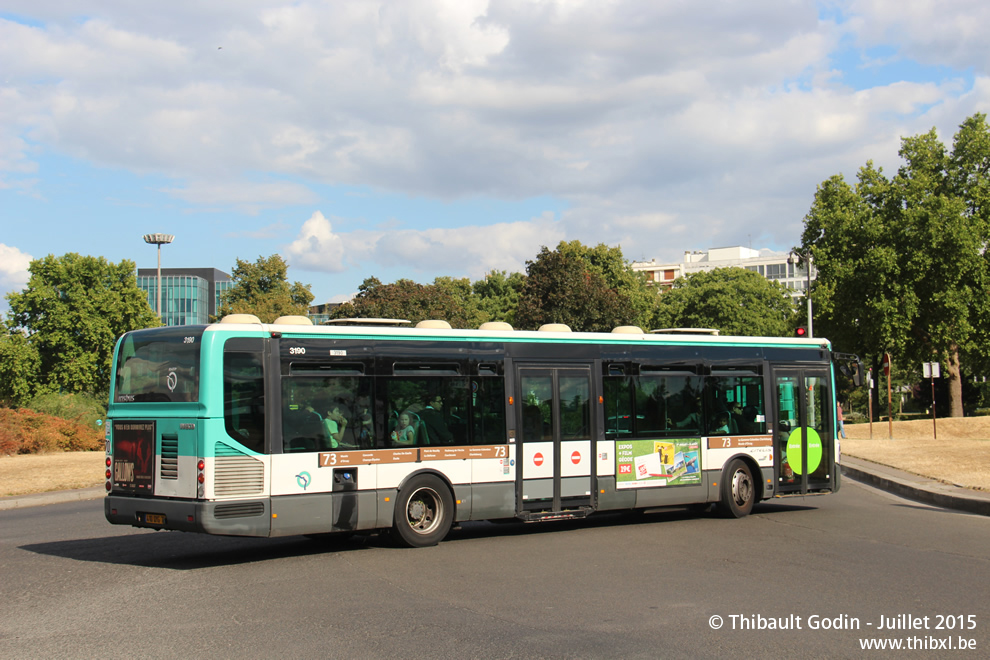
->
xmin=114 ymin=327 xmax=204 ymax=403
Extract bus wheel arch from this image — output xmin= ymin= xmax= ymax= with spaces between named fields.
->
xmin=716 ymin=456 xmax=760 ymax=518
xmin=389 ymin=471 xmax=455 ymax=548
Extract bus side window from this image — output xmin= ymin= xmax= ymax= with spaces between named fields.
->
xmin=223 ymin=351 xmax=266 ymax=453
xmin=708 ymin=372 xmax=766 ymax=436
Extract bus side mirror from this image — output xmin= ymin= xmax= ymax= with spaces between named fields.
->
xmin=852 ymin=362 xmax=862 ymax=387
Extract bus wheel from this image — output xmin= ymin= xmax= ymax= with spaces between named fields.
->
xmin=390 ymin=475 xmax=453 ymax=548
xmin=716 ymin=459 xmax=755 ymax=518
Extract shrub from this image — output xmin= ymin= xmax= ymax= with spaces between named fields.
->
xmin=0 ymin=408 xmax=104 ymax=455
xmin=26 ymin=392 xmax=107 ymax=427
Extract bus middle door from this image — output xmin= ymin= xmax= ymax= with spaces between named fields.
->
xmin=516 ymin=364 xmax=595 ymax=519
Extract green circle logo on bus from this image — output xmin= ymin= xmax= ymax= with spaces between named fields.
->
xmin=296 ymin=471 xmax=311 ymax=490
xmin=786 ymin=427 xmax=823 ymax=475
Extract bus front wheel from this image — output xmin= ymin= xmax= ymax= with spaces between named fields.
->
xmin=390 ymin=475 xmax=454 ymax=548
xmin=716 ymin=458 xmax=755 ymax=518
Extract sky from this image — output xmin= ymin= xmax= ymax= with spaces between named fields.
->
xmin=2 ymin=1 xmax=989 ymax=312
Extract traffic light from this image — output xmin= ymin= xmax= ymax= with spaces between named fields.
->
xmin=794 ymin=326 xmax=807 ymax=337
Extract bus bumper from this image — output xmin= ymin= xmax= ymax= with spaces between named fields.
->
xmin=104 ymin=495 xmax=271 ymax=537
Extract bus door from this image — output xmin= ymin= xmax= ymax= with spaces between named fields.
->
xmin=516 ymin=365 xmax=595 ymax=516
xmin=772 ymin=367 xmax=834 ymax=494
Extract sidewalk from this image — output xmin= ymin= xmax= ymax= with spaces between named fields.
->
xmin=3 ymin=461 xmax=990 ymax=516
xmin=840 ymin=456 xmax=990 ymax=517
xmin=0 ymin=486 xmax=105 ymax=511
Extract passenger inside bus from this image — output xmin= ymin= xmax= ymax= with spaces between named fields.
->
xmin=323 ymin=406 xmax=349 ymax=449
xmin=420 ymin=394 xmax=453 ymax=445
xmin=391 ymin=412 xmax=417 ymax=445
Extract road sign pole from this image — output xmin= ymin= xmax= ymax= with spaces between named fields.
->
xmin=867 ymin=369 xmax=874 ymax=440
xmin=883 ymin=353 xmax=892 ymax=440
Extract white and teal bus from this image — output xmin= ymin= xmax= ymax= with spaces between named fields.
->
xmin=105 ymin=315 xmax=851 ymax=547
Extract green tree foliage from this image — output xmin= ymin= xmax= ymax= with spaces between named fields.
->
xmin=515 ymin=243 xmax=638 ymax=332
xmin=0 ymin=328 xmax=41 ymax=407
xmin=218 ymin=254 xmax=314 ymax=323
xmin=556 ymin=240 xmax=658 ymax=329
xmin=802 ymin=114 xmax=990 ymax=417
xmin=4 ymin=253 xmax=159 ymax=401
xmin=473 ymin=270 xmax=526 ymax=326
xmin=652 ymin=267 xmax=793 ymax=337
xmin=331 ymin=276 xmax=486 ymax=328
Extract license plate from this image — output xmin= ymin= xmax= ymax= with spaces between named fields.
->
xmin=143 ymin=513 xmax=166 ymax=525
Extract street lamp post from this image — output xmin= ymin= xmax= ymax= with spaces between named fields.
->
xmin=143 ymin=234 xmax=174 ymax=321
xmin=788 ymin=251 xmax=814 ymax=338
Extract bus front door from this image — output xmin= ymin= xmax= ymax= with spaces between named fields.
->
xmin=517 ymin=365 xmax=594 ymax=517
xmin=773 ymin=368 xmax=834 ymax=494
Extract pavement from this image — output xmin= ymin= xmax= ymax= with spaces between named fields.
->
xmin=2 ymin=460 xmax=990 ymax=515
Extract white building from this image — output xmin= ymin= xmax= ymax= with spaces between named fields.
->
xmin=630 ymin=246 xmax=813 ymax=302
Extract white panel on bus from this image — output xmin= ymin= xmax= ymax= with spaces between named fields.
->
xmin=522 ymin=442 xmax=554 ymax=479
xmin=270 ymin=455 xmax=333 ymax=496
xmin=472 ymin=445 xmax=515 ymax=483
xmin=559 ymin=440 xmax=592 ymax=478
xmin=596 ymin=439 xmax=615 ymax=477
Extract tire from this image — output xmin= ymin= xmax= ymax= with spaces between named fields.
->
xmin=389 ymin=474 xmax=454 ymax=548
xmin=716 ymin=458 xmax=756 ymax=518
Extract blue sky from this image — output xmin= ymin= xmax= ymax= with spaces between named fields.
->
xmin=3 ymin=1 xmax=989 ymax=311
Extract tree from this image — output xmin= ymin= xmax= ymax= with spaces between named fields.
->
xmin=556 ymin=240 xmax=658 ymax=330
xmin=331 ymin=276 xmax=485 ymax=328
xmin=0 ymin=327 xmax=41 ymax=406
xmin=473 ymin=270 xmax=526 ymax=327
xmin=4 ymin=253 xmax=160 ymax=399
xmin=218 ymin=254 xmax=314 ymax=323
xmin=652 ymin=267 xmax=793 ymax=337
xmin=515 ymin=243 xmax=637 ymax=332
xmin=802 ymin=114 xmax=990 ymax=417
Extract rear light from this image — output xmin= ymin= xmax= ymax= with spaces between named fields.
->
xmin=197 ymin=458 xmax=206 ymax=497
xmin=105 ymin=457 xmax=111 ymax=467
xmin=105 ymin=469 xmax=111 ymax=479
xmin=105 ymin=482 xmax=112 ymax=491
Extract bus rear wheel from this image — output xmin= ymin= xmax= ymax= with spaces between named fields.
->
xmin=390 ymin=475 xmax=453 ymax=548
xmin=716 ymin=458 xmax=755 ymax=518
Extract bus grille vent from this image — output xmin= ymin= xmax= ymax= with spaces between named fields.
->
xmin=214 ymin=442 xmax=264 ymax=496
xmin=160 ymin=434 xmax=179 ymax=480
xmin=214 ymin=502 xmax=265 ymax=519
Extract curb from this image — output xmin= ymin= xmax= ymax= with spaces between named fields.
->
xmin=0 ymin=486 xmax=105 ymax=511
xmin=840 ymin=456 xmax=990 ymax=517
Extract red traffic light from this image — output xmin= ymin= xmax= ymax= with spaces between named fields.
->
xmin=795 ymin=326 xmax=807 ymax=337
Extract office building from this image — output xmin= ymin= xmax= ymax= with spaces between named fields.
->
xmin=631 ymin=246 xmax=814 ymax=303
xmin=137 ymin=268 xmax=233 ymax=326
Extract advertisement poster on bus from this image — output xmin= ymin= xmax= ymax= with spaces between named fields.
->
xmin=616 ymin=438 xmax=701 ymax=489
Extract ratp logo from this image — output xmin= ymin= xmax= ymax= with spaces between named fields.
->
xmin=295 ymin=472 xmax=311 ymax=490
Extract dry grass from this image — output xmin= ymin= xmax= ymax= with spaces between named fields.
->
xmin=843 ymin=416 xmax=990 ymax=492
xmin=2 ymin=417 xmax=989 ymax=498
xmin=0 ymin=451 xmax=106 ymax=497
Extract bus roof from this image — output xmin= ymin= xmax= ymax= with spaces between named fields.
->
xmin=202 ymin=316 xmax=830 ymax=349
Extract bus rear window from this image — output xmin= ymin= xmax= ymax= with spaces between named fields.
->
xmin=114 ymin=328 xmax=204 ymax=403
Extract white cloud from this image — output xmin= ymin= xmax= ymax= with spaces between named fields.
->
xmin=849 ymin=0 xmax=990 ymax=71
xmin=163 ymin=179 xmax=319 ymax=214
xmin=1 ymin=1 xmax=986 ymax=273
xmin=285 ymin=209 xmax=564 ymax=279
xmin=0 ymin=243 xmax=33 ymax=298
xmin=284 ymin=211 xmax=349 ymax=272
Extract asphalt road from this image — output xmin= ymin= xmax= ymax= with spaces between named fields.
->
xmin=2 ymin=481 xmax=989 ymax=659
